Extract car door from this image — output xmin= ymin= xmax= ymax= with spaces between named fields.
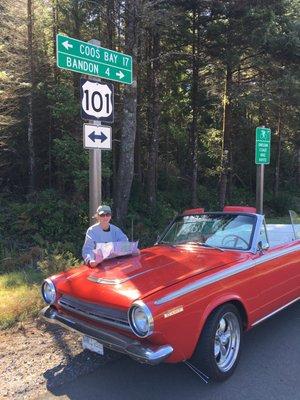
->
xmin=252 ymin=220 xmax=300 ymax=318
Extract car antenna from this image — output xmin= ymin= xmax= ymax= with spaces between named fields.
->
xmin=131 ymin=218 xmax=134 ymax=241
xmin=184 ymin=361 xmax=210 ymax=384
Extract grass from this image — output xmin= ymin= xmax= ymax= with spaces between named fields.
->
xmin=0 ymin=244 xmax=80 ymax=330
xmin=0 ymin=269 xmax=44 ymax=330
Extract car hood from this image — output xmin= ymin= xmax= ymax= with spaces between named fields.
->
xmin=54 ymin=245 xmax=249 ymax=309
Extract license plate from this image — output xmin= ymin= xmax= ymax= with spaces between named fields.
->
xmin=82 ymin=335 xmax=104 ymax=355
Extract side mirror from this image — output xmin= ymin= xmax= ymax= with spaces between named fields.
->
xmin=257 ymin=240 xmax=269 ymax=254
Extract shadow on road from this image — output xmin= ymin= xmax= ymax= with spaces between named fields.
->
xmin=43 ymin=302 xmax=300 ymax=400
xmin=39 ymin=321 xmax=122 ymax=391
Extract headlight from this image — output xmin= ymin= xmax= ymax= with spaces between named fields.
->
xmin=128 ymin=301 xmax=154 ymax=338
xmin=41 ymin=279 xmax=56 ymax=304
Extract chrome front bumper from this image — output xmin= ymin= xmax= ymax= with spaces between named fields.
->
xmin=40 ymin=306 xmax=173 ymax=365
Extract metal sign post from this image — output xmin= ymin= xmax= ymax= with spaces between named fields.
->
xmin=256 ymin=164 xmax=265 ymax=214
xmin=255 ymin=127 xmax=271 ymax=214
xmin=89 ymin=145 xmax=101 ymax=224
xmin=88 ymin=39 xmax=102 ymax=224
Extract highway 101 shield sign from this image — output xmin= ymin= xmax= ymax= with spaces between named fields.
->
xmin=56 ymin=34 xmax=132 ymax=85
xmin=255 ymin=127 xmax=271 ymax=165
xmin=80 ymin=79 xmax=114 ymax=123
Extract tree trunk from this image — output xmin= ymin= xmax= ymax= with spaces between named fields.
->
xmin=146 ymin=31 xmax=161 ymax=209
xmin=297 ymin=138 xmax=300 ymax=186
xmin=27 ymin=0 xmax=35 ymax=193
xmin=274 ymin=108 xmax=282 ymax=197
xmin=219 ymin=65 xmax=233 ymax=209
xmin=106 ymin=0 xmax=114 ymax=48
xmin=114 ymin=0 xmax=139 ymax=226
xmin=105 ymin=0 xmax=115 ymax=199
xmin=49 ymin=0 xmax=59 ymax=189
xmin=190 ymin=7 xmax=199 ymax=207
xmin=72 ymin=0 xmax=81 ymax=98
xmin=52 ymin=0 xmax=58 ymax=84
xmin=134 ymin=32 xmax=143 ymax=185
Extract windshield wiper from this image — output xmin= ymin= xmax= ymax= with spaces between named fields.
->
xmin=200 ymin=243 xmax=224 ymax=252
xmin=158 ymin=241 xmax=177 ymax=248
xmin=184 ymin=241 xmax=224 ymax=252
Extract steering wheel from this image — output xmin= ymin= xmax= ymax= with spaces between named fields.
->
xmin=221 ymin=234 xmax=248 ymax=248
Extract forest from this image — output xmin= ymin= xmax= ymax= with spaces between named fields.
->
xmin=0 ymin=0 xmax=299 ymax=268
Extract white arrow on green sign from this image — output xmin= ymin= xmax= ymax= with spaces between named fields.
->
xmin=56 ymin=34 xmax=133 ymax=85
xmin=255 ymin=127 xmax=271 ymax=165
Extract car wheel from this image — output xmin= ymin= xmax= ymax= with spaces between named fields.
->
xmin=191 ymin=303 xmax=243 ymax=381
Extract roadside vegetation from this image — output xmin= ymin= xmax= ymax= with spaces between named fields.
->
xmin=0 ymin=270 xmax=43 ymax=329
xmin=0 ymin=228 xmax=80 ymax=329
xmin=0 ymin=0 xmax=299 ymax=329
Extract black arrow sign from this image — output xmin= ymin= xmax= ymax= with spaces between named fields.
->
xmin=88 ymin=130 xmax=107 ymax=143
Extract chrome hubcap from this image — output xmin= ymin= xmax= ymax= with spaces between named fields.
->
xmin=214 ymin=312 xmax=240 ymax=372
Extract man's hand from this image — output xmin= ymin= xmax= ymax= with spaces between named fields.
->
xmin=89 ymin=260 xmax=98 ymax=268
xmin=88 ymin=251 xmax=103 ymax=268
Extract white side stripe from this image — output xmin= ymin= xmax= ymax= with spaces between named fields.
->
xmin=252 ymin=298 xmax=299 ymax=326
xmin=154 ymin=244 xmax=300 ymax=306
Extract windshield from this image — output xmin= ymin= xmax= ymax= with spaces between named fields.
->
xmin=289 ymin=210 xmax=300 ymax=240
xmin=159 ymin=213 xmax=256 ymax=250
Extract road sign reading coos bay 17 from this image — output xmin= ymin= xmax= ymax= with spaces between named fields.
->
xmin=56 ymin=34 xmax=132 ymax=84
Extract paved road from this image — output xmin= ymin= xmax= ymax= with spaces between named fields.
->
xmin=41 ymin=301 xmax=299 ymax=400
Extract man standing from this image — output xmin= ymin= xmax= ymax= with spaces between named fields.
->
xmin=82 ymin=205 xmax=128 ymax=268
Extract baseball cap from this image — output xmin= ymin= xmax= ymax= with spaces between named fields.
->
xmin=96 ymin=205 xmax=112 ymax=216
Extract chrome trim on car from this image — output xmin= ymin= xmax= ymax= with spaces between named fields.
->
xmin=154 ymin=244 xmax=300 ymax=305
xmin=251 ymin=297 xmax=299 ymax=327
xmin=88 ymin=276 xmax=130 ymax=285
xmin=87 ymin=269 xmax=153 ymax=285
xmin=40 ymin=306 xmax=173 ymax=365
xmin=58 ymin=295 xmax=131 ymax=331
xmin=128 ymin=300 xmax=154 ymax=338
xmin=250 ymin=214 xmax=265 ymax=253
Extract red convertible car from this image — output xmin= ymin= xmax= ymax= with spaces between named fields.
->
xmin=40 ymin=206 xmax=300 ymax=381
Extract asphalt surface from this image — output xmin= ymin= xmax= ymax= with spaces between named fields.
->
xmin=40 ymin=301 xmax=299 ymax=400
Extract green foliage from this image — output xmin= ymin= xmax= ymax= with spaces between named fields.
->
xmin=37 ymin=249 xmax=79 ymax=277
xmin=47 ymin=85 xmax=79 ymax=127
xmin=265 ymin=191 xmax=300 ymax=216
xmin=126 ymin=188 xmax=177 ymax=247
xmin=52 ymin=135 xmax=89 ymax=194
xmin=2 ymin=268 xmax=43 ymax=289
xmin=0 ymin=245 xmax=43 ymax=274
xmin=228 ymin=188 xmax=256 ymax=210
xmin=0 ymin=190 xmax=88 ymax=257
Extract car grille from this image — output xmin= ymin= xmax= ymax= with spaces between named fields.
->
xmin=58 ymin=295 xmax=130 ymax=331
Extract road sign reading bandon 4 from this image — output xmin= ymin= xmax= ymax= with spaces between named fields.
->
xmin=56 ymin=34 xmax=133 ymax=84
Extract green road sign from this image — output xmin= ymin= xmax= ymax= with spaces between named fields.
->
xmin=56 ymin=34 xmax=133 ymax=84
xmin=255 ymin=127 xmax=271 ymax=165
